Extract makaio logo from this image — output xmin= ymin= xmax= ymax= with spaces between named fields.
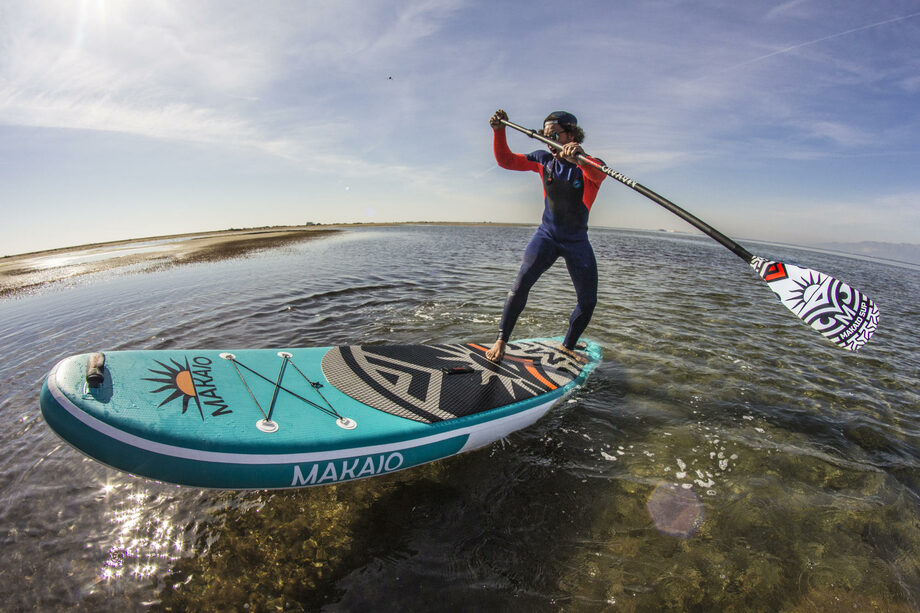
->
xmin=144 ymin=356 xmax=231 ymax=419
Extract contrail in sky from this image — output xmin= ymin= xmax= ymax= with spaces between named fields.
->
xmin=715 ymin=10 xmax=920 ymax=74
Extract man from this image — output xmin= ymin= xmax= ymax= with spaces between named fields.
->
xmin=485 ymin=109 xmax=607 ymax=363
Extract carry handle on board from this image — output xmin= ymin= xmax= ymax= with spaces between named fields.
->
xmin=86 ymin=352 xmax=105 ymax=387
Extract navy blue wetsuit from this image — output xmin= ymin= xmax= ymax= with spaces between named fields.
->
xmin=493 ymin=128 xmax=606 ymax=350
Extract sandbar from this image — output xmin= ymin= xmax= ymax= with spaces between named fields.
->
xmin=0 ymin=227 xmax=339 ymax=298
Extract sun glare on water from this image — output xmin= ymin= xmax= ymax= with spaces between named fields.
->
xmin=95 ymin=481 xmax=185 ymax=586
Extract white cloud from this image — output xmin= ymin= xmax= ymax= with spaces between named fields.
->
xmin=801 ymin=121 xmax=875 ymax=148
xmin=0 ymin=2 xmax=280 ymax=148
xmin=765 ymin=0 xmax=815 ymax=21
xmin=0 ymin=1 xmax=466 ymax=159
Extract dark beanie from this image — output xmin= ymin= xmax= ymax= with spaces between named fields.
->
xmin=543 ymin=111 xmax=577 ymax=127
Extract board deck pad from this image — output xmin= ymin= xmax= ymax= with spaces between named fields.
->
xmin=322 ymin=340 xmax=584 ymax=423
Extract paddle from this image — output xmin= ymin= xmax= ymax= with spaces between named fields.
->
xmin=499 ymin=118 xmax=880 ymax=351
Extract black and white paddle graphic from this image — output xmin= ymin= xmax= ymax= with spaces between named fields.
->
xmin=500 ymin=118 xmax=879 ymax=351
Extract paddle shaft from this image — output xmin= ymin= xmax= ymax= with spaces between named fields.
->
xmin=499 ymin=119 xmax=754 ymax=263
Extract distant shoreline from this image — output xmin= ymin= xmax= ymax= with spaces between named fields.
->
xmin=0 ymin=226 xmax=343 ymax=298
xmin=0 ymin=223 xmax=531 ymax=299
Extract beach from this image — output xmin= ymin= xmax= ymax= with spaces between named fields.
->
xmin=0 ymin=227 xmax=339 ymax=298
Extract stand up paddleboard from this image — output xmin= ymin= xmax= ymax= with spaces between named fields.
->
xmin=40 ymin=338 xmax=601 ymax=489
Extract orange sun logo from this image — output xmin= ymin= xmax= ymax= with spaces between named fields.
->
xmin=144 ymin=358 xmax=204 ymax=419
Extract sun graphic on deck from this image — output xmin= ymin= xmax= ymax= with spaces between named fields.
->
xmin=143 ymin=358 xmax=203 ymax=419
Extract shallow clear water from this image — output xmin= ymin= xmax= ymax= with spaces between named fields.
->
xmin=1 ymin=225 xmax=919 ymax=611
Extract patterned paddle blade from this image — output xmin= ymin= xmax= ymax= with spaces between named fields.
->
xmin=750 ymin=257 xmax=879 ymax=351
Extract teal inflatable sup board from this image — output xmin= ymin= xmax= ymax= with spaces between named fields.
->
xmin=40 ymin=338 xmax=601 ymax=489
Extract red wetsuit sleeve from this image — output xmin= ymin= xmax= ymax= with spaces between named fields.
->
xmin=579 ymin=156 xmax=607 ymax=186
xmin=579 ymin=155 xmax=606 ymax=210
xmin=493 ymin=128 xmax=542 ymax=173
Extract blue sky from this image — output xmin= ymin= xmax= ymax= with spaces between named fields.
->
xmin=1 ymin=0 xmax=918 ymax=256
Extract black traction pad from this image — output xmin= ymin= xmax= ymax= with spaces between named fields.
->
xmin=321 ymin=341 xmax=585 ymax=423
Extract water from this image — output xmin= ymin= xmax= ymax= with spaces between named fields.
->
xmin=1 ymin=225 xmax=919 ymax=611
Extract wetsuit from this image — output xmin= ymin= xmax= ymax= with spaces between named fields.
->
xmin=492 ymin=128 xmax=607 ymax=350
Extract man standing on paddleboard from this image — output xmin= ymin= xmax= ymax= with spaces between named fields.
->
xmin=485 ymin=109 xmax=607 ymax=363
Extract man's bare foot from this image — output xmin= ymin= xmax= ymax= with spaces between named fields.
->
xmin=557 ymin=344 xmax=589 ymax=364
xmin=485 ymin=339 xmax=506 ymax=363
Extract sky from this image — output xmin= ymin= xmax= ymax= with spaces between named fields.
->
xmin=1 ymin=0 xmax=919 ymax=257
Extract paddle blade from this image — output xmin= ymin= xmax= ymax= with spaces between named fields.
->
xmin=750 ymin=257 xmax=879 ymax=351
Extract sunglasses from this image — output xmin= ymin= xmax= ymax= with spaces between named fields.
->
xmin=546 ymin=129 xmax=568 ymax=141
